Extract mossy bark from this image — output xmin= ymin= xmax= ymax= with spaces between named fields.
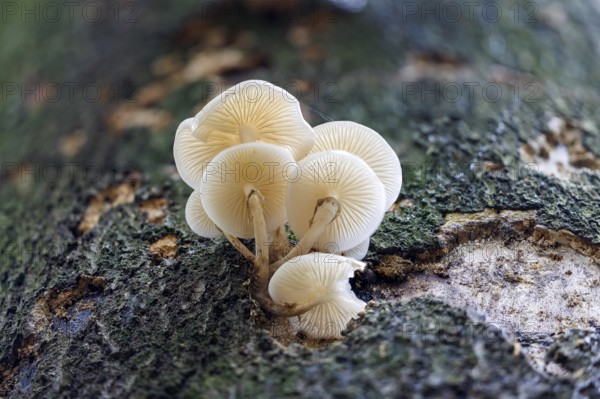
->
xmin=1 ymin=1 xmax=600 ymax=397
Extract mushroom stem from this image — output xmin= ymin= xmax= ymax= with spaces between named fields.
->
xmin=270 ymin=197 xmax=340 ymax=270
xmin=247 ymin=190 xmax=269 ymax=293
xmin=252 ymin=291 xmax=320 ymax=317
xmin=222 ymin=232 xmax=256 ymax=263
xmin=269 ymin=224 xmax=291 ymax=269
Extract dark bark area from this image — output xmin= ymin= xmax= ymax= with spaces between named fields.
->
xmin=1 ymin=1 xmax=600 ymax=398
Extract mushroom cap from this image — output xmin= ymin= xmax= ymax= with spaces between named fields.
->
xmin=185 ymin=190 xmax=221 ymax=238
xmin=192 ymin=80 xmax=315 ymax=160
xmin=201 ymin=142 xmax=294 ymax=239
xmin=173 ymin=118 xmax=221 ymax=190
xmin=339 ymin=238 xmax=370 ymax=260
xmin=286 ymin=150 xmax=386 ymax=253
xmin=268 ymin=253 xmax=366 ymax=339
xmin=311 ymin=121 xmax=402 ymax=210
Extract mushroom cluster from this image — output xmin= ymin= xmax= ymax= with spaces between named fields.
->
xmin=174 ymin=80 xmax=401 ymax=339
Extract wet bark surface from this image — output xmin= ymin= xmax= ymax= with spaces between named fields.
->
xmin=1 ymin=1 xmax=600 ymax=397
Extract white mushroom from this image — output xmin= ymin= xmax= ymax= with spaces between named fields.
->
xmin=311 ymin=121 xmax=402 ymax=210
xmin=339 ymin=239 xmax=370 ymax=260
xmin=200 ymin=142 xmax=294 ymax=239
xmin=173 ymin=118 xmax=216 ymax=190
xmin=192 ymin=80 xmax=315 ymax=161
xmin=268 ymin=253 xmax=366 ymax=339
xmin=201 ymin=141 xmax=296 ymax=293
xmin=184 ymin=190 xmax=221 ymax=238
xmin=274 ymin=150 xmax=385 ymax=268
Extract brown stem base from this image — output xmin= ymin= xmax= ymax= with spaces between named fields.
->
xmin=252 ymin=289 xmax=319 ymax=318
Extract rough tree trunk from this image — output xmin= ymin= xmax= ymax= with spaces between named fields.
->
xmin=1 ymin=1 xmax=600 ymax=398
